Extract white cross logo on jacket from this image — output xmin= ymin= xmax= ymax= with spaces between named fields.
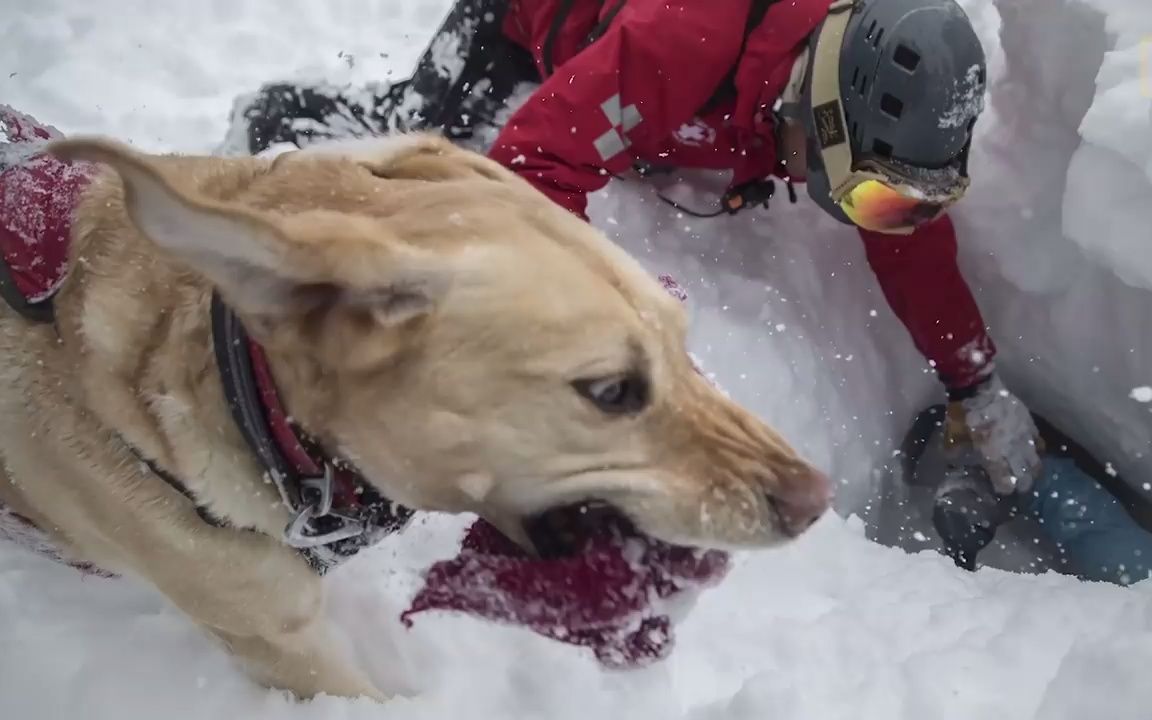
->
xmin=593 ymin=94 xmax=643 ymax=161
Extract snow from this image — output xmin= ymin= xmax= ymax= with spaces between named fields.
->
xmin=938 ymin=63 xmax=988 ymax=130
xmin=2 ymin=0 xmax=1152 ymax=717
xmin=1064 ymin=0 xmax=1152 ymax=289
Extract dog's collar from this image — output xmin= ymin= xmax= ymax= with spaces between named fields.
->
xmin=209 ymin=292 xmax=415 ymax=574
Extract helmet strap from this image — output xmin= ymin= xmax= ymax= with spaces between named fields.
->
xmin=808 ymin=0 xmax=858 ymax=201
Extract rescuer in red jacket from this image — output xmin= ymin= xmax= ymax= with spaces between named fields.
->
xmin=233 ymin=0 xmax=1045 ymax=556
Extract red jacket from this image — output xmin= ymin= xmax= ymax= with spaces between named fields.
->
xmin=492 ymin=0 xmax=996 ymax=391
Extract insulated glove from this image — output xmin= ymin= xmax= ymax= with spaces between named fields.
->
xmin=945 ymin=373 xmax=1044 ymax=495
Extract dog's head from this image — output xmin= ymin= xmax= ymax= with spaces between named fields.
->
xmin=50 ymin=135 xmax=831 ymax=555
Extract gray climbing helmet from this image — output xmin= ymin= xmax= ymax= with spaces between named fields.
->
xmin=799 ymin=0 xmax=989 ymax=228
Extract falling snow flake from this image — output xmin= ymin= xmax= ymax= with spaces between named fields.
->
xmin=1129 ymin=387 xmax=1152 ymax=403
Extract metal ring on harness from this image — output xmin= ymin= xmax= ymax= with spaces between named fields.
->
xmin=281 ymin=464 xmax=370 ymax=549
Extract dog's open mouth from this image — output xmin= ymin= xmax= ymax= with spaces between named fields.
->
xmin=400 ymin=499 xmax=730 ymax=668
xmin=520 ymin=499 xmax=729 ymax=586
xmin=522 ymin=499 xmax=637 ymax=560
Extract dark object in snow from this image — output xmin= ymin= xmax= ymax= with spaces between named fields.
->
xmin=931 ymin=462 xmax=1012 ymax=571
xmin=901 ymin=403 xmax=1152 ymax=583
xmin=402 ymin=505 xmax=730 ymax=668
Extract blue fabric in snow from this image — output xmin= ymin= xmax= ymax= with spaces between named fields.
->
xmin=1019 ymin=456 xmax=1152 ymax=585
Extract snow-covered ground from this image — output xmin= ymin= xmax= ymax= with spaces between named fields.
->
xmin=2 ymin=0 xmax=1152 ymax=717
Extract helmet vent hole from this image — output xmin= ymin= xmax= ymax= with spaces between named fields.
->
xmin=851 ymin=67 xmax=860 ymax=89
xmin=872 ymin=28 xmax=885 ymax=47
xmin=873 ymin=139 xmax=893 ymax=157
xmin=880 ymin=93 xmax=904 ymax=119
xmin=866 ymin=19 xmax=878 ymax=40
xmin=845 ymin=111 xmax=860 ymax=141
xmin=859 ymin=75 xmax=869 ymax=97
xmin=893 ymin=45 xmax=921 ymax=73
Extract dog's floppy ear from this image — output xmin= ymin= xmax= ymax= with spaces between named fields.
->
xmin=47 ymin=137 xmax=451 ymax=332
xmin=49 ymin=137 xmax=306 ymax=318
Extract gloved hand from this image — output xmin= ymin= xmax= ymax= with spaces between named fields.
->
xmin=945 ymin=373 xmax=1044 ymax=495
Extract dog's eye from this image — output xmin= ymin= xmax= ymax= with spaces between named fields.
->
xmin=572 ymin=374 xmax=649 ymax=415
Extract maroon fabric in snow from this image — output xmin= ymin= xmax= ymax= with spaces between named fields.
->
xmin=0 ymin=105 xmax=94 ymax=303
xmin=402 ymin=518 xmax=730 ymax=668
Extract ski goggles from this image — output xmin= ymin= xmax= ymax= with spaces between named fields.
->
xmin=833 ymin=159 xmax=969 ymax=234
xmin=807 ymin=0 xmax=971 ymax=235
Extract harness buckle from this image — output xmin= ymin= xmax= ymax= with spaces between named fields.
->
xmin=282 ymin=463 xmax=368 ymax=548
xmin=300 ymin=465 xmax=335 ymax=517
xmin=284 ymin=507 xmax=367 ymax=548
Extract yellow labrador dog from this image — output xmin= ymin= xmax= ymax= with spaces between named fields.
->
xmin=0 ymin=129 xmax=830 ymax=701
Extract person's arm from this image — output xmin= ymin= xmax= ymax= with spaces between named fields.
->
xmin=489 ymin=0 xmax=754 ymax=218
xmin=858 ymin=213 xmax=996 ymax=391
xmin=862 ymin=214 xmax=1043 ymax=493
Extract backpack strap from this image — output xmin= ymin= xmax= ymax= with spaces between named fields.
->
xmin=584 ymin=0 xmax=626 ymax=45
xmin=542 ymin=0 xmax=580 ymax=77
xmin=543 ymin=0 xmax=627 ymax=77
xmin=697 ymin=0 xmax=780 ymax=115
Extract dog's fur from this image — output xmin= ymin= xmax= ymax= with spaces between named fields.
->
xmin=0 ymin=133 xmax=829 ymax=701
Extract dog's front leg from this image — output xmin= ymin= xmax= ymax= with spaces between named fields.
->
xmin=15 ymin=448 xmax=387 ymax=701
xmin=130 ymin=519 xmax=388 ymax=702
xmin=211 ymin=621 xmax=388 ymax=703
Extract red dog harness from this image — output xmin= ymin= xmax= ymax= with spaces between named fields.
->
xmin=0 ymin=110 xmax=93 ymax=321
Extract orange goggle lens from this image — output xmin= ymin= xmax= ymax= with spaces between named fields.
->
xmin=838 ymin=178 xmax=954 ymax=234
